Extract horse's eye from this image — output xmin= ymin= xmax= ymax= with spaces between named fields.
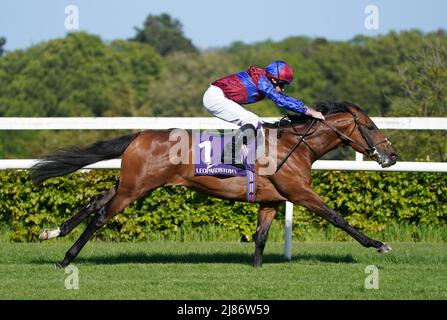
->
xmin=366 ymin=124 xmax=375 ymax=131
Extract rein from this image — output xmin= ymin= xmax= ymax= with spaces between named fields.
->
xmin=275 ymin=113 xmax=390 ymax=172
xmin=320 ymin=117 xmax=390 ymax=158
xmin=275 ymin=119 xmax=317 ymax=172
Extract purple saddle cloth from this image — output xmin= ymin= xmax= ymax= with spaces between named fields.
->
xmin=193 ymin=130 xmax=255 ymax=177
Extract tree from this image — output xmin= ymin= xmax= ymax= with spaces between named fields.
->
xmin=133 ymin=13 xmax=198 ymax=56
xmin=389 ymin=39 xmax=447 ymax=117
xmin=387 ymin=39 xmax=447 ymax=161
xmin=0 ymin=32 xmax=164 ymax=117
xmin=0 ymin=37 xmax=5 ymax=57
xmin=144 ymin=51 xmax=234 ymax=117
xmin=0 ymin=32 xmax=164 ymax=158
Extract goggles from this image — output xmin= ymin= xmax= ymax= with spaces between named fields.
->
xmin=275 ymin=79 xmax=290 ymax=89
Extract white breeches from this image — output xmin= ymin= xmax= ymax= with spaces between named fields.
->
xmin=202 ymin=85 xmax=260 ymax=128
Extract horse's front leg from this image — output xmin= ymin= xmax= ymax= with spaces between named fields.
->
xmin=253 ymin=202 xmax=281 ymax=267
xmin=289 ymin=185 xmax=391 ymax=253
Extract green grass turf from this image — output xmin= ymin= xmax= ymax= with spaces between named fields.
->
xmin=0 ymin=241 xmax=446 ymax=300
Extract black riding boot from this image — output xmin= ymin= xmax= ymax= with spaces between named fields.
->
xmin=222 ymin=124 xmax=257 ymax=169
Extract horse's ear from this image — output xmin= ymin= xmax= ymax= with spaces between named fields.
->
xmin=320 ymin=106 xmax=329 ymax=115
xmin=315 ymin=102 xmax=329 ymax=115
xmin=344 ymin=102 xmax=363 ymax=115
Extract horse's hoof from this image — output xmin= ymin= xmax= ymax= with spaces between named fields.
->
xmin=377 ymin=243 xmax=392 ymax=253
xmin=39 ymin=228 xmax=60 ymax=241
xmin=54 ymin=261 xmax=66 ymax=269
xmin=39 ymin=229 xmax=49 ymax=241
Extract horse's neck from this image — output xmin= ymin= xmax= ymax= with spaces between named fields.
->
xmin=305 ymin=120 xmax=350 ymax=160
xmin=264 ymin=122 xmax=345 ymax=162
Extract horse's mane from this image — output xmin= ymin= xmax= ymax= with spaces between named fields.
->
xmin=316 ymin=101 xmax=361 ymax=115
xmin=265 ymin=101 xmax=362 ymax=128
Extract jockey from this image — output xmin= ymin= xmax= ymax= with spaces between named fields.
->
xmin=202 ymin=60 xmax=325 ymax=168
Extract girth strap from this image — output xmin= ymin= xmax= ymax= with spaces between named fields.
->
xmin=246 ymin=170 xmax=256 ymax=202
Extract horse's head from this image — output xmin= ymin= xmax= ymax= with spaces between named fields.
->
xmin=322 ymin=102 xmax=399 ymax=168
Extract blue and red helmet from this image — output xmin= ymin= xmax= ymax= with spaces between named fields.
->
xmin=265 ymin=61 xmax=294 ymax=83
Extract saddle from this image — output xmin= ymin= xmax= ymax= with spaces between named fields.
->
xmin=193 ymin=129 xmax=259 ymax=202
xmin=193 ymin=129 xmax=258 ymax=177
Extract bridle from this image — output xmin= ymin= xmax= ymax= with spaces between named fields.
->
xmin=275 ymin=113 xmax=391 ymax=172
xmin=321 ymin=116 xmax=391 ymax=159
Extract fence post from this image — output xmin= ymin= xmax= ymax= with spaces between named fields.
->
xmin=284 ymin=201 xmax=294 ymax=260
xmin=355 ymin=152 xmax=364 ymax=162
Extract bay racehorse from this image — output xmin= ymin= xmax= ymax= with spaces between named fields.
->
xmin=31 ymin=101 xmax=398 ymax=268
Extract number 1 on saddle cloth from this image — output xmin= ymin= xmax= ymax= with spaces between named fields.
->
xmin=194 ymin=124 xmax=263 ymax=176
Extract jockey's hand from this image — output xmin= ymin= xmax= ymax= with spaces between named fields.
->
xmin=305 ymin=108 xmax=325 ymax=121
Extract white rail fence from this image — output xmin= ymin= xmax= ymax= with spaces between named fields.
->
xmin=1 ymin=117 xmax=447 ymax=260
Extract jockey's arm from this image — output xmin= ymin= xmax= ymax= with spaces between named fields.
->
xmin=258 ymin=76 xmax=325 ymax=120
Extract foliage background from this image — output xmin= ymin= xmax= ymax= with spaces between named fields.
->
xmin=0 ymin=20 xmax=446 ymax=161
xmin=1 ymin=170 xmax=445 ymax=242
xmin=0 ymin=15 xmax=446 ymax=241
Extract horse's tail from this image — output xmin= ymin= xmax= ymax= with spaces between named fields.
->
xmin=30 ymin=132 xmax=141 ymax=185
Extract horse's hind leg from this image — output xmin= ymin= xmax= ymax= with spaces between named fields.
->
xmin=253 ymin=202 xmax=280 ymax=267
xmin=56 ymin=183 xmax=160 ymax=268
xmin=55 ymin=132 xmax=176 ymax=267
xmin=39 ymin=188 xmax=116 ymax=241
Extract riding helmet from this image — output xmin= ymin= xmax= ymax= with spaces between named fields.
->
xmin=265 ymin=61 xmax=294 ymax=83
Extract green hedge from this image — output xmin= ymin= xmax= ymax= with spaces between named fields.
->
xmin=0 ymin=170 xmax=446 ymax=242
xmin=296 ymin=170 xmax=447 ymax=234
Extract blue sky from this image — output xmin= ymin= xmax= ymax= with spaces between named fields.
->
xmin=1 ymin=0 xmax=446 ymax=51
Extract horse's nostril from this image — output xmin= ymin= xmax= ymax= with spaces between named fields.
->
xmin=390 ymin=153 xmax=399 ymax=161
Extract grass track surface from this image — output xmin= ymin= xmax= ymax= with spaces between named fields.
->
xmin=0 ymin=241 xmax=446 ymax=300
